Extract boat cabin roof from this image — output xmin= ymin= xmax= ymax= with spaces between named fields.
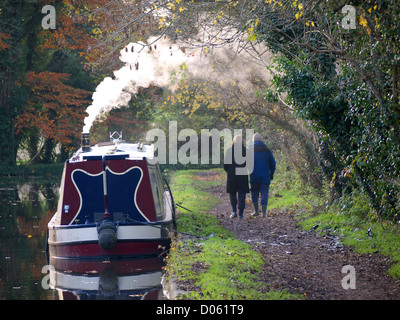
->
xmin=71 ymin=141 xmax=155 ymax=162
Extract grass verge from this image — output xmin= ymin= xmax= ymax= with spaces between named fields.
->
xmin=297 ymin=190 xmax=400 ymax=278
xmin=164 ymin=168 xmax=299 ymax=300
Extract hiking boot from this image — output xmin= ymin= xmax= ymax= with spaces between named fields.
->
xmin=230 ymin=212 xmax=237 ymax=218
xmin=239 ymin=210 xmax=244 ymax=220
xmin=250 ymin=202 xmax=259 ymax=217
xmin=261 ymin=204 xmax=267 ymax=217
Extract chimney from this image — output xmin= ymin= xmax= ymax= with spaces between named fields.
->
xmin=81 ymin=132 xmax=91 ymax=152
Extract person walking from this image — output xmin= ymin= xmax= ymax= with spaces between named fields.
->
xmin=250 ymin=133 xmax=276 ymax=217
xmin=223 ymin=135 xmax=250 ymax=219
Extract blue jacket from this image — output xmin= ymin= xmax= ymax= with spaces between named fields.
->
xmin=249 ymin=141 xmax=276 ymax=185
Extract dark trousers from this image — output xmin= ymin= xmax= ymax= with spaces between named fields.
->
xmin=229 ymin=192 xmax=246 ymax=216
xmin=251 ymin=183 xmax=270 ymax=205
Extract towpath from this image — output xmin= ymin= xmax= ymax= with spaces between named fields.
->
xmin=201 ymin=170 xmax=400 ymax=300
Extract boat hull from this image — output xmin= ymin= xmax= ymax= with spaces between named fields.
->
xmin=48 ymin=220 xmax=174 ymax=259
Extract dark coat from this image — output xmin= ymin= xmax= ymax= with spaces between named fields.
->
xmin=223 ymin=144 xmax=250 ymax=194
xmin=249 ymin=141 xmax=276 ymax=185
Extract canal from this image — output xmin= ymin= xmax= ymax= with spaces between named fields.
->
xmin=0 ymin=177 xmax=165 ymax=300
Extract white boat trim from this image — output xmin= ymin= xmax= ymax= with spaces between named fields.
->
xmin=48 ymin=224 xmax=165 ymax=246
xmin=50 ymin=270 xmax=163 ymax=291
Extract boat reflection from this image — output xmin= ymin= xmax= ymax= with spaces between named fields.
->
xmin=48 ymin=256 xmax=165 ymax=300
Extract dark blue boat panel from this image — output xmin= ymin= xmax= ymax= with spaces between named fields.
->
xmin=68 ymin=164 xmax=148 ymax=224
xmin=82 ymin=155 xmax=103 ymax=161
xmin=106 ymin=167 xmax=147 ymax=222
xmin=72 ymin=170 xmax=105 ymax=222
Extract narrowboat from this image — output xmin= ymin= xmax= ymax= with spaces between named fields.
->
xmin=47 ymin=132 xmax=176 ymax=259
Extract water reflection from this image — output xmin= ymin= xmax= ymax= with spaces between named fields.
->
xmin=48 ymin=257 xmax=164 ymax=300
xmin=0 ymin=178 xmax=167 ymax=300
xmin=0 ymin=180 xmax=58 ymax=300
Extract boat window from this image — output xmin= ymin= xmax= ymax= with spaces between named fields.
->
xmin=148 ymin=164 xmax=165 ymax=220
xmin=156 ymin=164 xmax=166 ymax=219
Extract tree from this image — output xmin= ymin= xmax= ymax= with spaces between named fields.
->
xmin=0 ymin=0 xmax=139 ymax=164
xmin=132 ymin=0 xmax=400 ymax=217
xmin=57 ymin=0 xmax=162 ymax=72
xmin=0 ymin=1 xmax=33 ymax=165
xmin=249 ymin=0 xmax=400 ymax=218
xmin=15 ymin=71 xmax=91 ymax=163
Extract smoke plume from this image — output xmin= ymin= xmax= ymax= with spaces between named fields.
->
xmin=83 ymin=36 xmax=187 ymax=133
xmin=82 ymin=34 xmax=272 ymax=133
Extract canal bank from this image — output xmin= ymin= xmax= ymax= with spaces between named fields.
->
xmin=164 ymin=169 xmax=299 ymax=300
xmin=164 ymin=168 xmax=400 ymax=300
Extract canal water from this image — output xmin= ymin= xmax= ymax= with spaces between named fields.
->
xmin=0 ymin=177 xmax=165 ymax=300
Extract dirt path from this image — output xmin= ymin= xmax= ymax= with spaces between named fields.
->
xmin=205 ymin=179 xmax=400 ymax=300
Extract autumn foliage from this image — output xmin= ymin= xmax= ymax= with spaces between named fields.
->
xmin=16 ymin=71 xmax=91 ymax=147
xmin=37 ymin=0 xmax=160 ymax=71
xmin=0 ymin=32 xmax=10 ymax=50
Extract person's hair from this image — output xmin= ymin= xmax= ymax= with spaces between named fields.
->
xmin=232 ymin=135 xmax=243 ymax=145
xmin=253 ymin=133 xmax=262 ymax=142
